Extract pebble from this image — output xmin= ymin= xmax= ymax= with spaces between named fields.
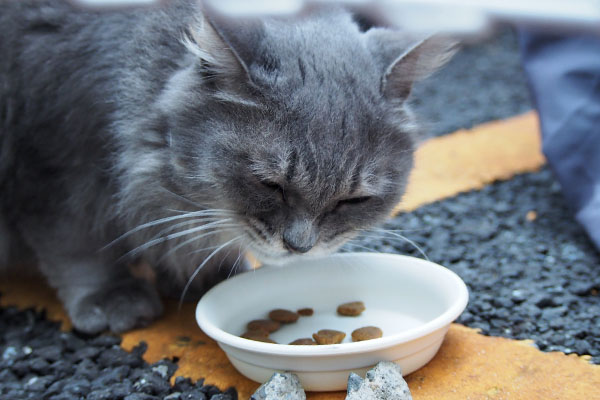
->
xmin=152 ymin=364 xmax=170 ymax=379
xmin=26 ymin=375 xmax=53 ymax=391
xmin=510 ymin=289 xmax=527 ymax=304
xmin=44 ymin=380 xmax=65 ymax=397
xmin=345 ymin=362 xmax=412 ymax=400
xmin=62 ymin=378 xmax=91 ymax=396
xmin=124 ymin=394 xmax=159 ymax=400
xmin=72 ymin=346 xmax=102 ymax=362
xmin=2 ymin=346 xmax=18 ymax=360
xmin=133 ymin=372 xmax=171 ymax=395
xmin=76 ymin=358 xmax=101 ymax=380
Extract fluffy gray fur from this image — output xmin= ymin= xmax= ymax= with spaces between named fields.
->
xmin=0 ymin=0 xmax=456 ymax=333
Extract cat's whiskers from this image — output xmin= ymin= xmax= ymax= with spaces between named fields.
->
xmin=120 ymin=218 xmax=236 ymax=260
xmin=178 ymin=235 xmax=244 ymax=309
xmin=341 ymin=242 xmax=381 ymax=253
xmin=102 ymin=209 xmax=234 ymax=250
xmin=372 ymin=228 xmax=428 ymax=255
xmin=227 ymin=247 xmax=244 ymax=279
xmin=215 ymin=244 xmax=236 ymax=275
xmin=152 ymin=217 xmax=228 ymax=240
xmin=157 ymin=225 xmax=241 ymax=264
xmin=350 ymin=228 xmax=430 ymax=260
xmin=158 ymin=185 xmax=209 ymax=210
xmin=164 ymin=208 xmax=233 ymax=215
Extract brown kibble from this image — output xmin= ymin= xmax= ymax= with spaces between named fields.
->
xmin=297 ymin=308 xmax=314 ymax=316
xmin=337 ymin=301 xmax=365 ymax=316
xmin=269 ymin=309 xmax=299 ymax=323
xmin=289 ymin=338 xmax=317 ymax=345
xmin=241 ymin=330 xmax=276 ymax=343
xmin=351 ymin=326 xmax=383 ymax=342
xmin=247 ymin=319 xmax=280 ymax=333
xmin=312 ymin=329 xmax=346 ymax=345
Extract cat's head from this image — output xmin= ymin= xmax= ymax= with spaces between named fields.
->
xmin=156 ymin=9 xmax=457 ymax=265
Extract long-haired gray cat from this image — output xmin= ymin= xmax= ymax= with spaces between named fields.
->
xmin=0 ymin=0 xmax=456 ymax=333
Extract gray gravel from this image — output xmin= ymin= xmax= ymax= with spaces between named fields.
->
xmin=346 ymin=167 xmax=600 ymax=364
xmin=411 ymin=26 xmax=532 ymax=137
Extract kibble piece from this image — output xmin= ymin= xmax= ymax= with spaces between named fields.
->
xmin=269 ymin=309 xmax=299 ymax=323
xmin=337 ymin=301 xmax=365 ymax=316
xmin=247 ymin=319 xmax=281 ymax=333
xmin=297 ymin=308 xmax=314 ymax=316
xmin=241 ymin=330 xmax=277 ymax=343
xmin=312 ymin=329 xmax=346 ymax=345
xmin=289 ymin=338 xmax=317 ymax=345
xmin=351 ymin=326 xmax=383 ymax=342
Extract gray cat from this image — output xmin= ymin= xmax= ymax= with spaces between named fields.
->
xmin=0 ymin=0 xmax=456 ymax=333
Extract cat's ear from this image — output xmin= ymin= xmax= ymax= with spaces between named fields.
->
xmin=365 ymin=29 xmax=458 ymax=102
xmin=185 ymin=11 xmax=265 ymax=85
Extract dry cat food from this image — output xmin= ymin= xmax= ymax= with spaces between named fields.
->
xmin=337 ymin=301 xmax=366 ymax=316
xmin=241 ymin=330 xmax=277 ymax=343
xmin=268 ymin=309 xmax=300 ymax=323
xmin=288 ymin=338 xmax=317 ymax=345
xmin=247 ymin=319 xmax=281 ymax=333
xmin=351 ymin=326 xmax=383 ymax=342
xmin=297 ymin=307 xmax=314 ymax=316
xmin=240 ymin=301 xmax=382 ymax=345
xmin=312 ymin=329 xmax=346 ymax=345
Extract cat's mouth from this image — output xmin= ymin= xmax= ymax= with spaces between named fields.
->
xmin=240 ymin=216 xmax=352 ymax=265
xmin=242 ymin=229 xmax=345 ymax=267
xmin=248 ymin=245 xmax=323 ymax=266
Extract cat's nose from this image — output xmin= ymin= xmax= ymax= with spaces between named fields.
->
xmin=283 ymin=237 xmax=313 ymax=254
xmin=282 ymin=219 xmax=317 ymax=254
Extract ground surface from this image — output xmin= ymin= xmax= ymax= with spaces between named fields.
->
xmin=2 ymin=25 xmax=600 ymax=400
xmin=347 ymin=167 xmax=600 ymax=364
xmin=411 ymin=27 xmax=532 ymax=137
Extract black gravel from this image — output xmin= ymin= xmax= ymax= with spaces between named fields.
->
xmin=0 ymin=306 xmax=238 ymax=400
xmin=411 ymin=26 xmax=532 ymax=137
xmin=346 ymin=167 xmax=600 ymax=364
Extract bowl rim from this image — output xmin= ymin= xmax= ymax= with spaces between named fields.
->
xmin=196 ymin=252 xmax=469 ymax=357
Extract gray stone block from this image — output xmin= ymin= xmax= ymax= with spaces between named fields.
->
xmin=345 ymin=362 xmax=412 ymax=400
xmin=250 ymin=372 xmax=306 ymax=400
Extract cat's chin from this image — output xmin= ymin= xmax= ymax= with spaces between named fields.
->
xmin=248 ymin=244 xmax=338 ymax=267
xmin=248 ymin=249 xmax=297 ymax=267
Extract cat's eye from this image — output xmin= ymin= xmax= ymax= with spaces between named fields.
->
xmin=261 ymin=180 xmax=286 ymax=201
xmin=337 ymin=196 xmax=372 ymax=207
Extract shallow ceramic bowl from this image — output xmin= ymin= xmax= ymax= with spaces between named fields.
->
xmin=196 ymin=252 xmax=468 ymax=391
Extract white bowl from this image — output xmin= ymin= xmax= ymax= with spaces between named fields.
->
xmin=196 ymin=252 xmax=468 ymax=391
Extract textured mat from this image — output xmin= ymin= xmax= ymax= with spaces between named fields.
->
xmin=396 ymin=111 xmax=543 ymax=213
xmin=1 ymin=279 xmax=598 ymax=399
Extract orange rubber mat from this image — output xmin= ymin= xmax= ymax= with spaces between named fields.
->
xmin=0 ymin=280 xmax=598 ymax=400
xmin=395 ymin=111 xmax=544 ymax=213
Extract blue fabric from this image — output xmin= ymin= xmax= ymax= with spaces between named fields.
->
xmin=519 ymin=31 xmax=600 ymax=251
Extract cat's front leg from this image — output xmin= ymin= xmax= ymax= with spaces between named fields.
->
xmin=38 ymin=254 xmax=163 ymax=334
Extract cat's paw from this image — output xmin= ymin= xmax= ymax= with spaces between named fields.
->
xmin=70 ymin=279 xmax=163 ymax=334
